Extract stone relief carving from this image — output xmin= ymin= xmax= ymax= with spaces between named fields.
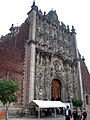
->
xmin=34 ymin=10 xmax=79 ymax=100
xmin=35 ymin=49 xmax=78 ymax=100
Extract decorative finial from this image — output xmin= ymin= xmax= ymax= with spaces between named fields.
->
xmin=33 ymin=0 xmax=35 ymax=5
xmin=71 ymin=25 xmax=76 ymax=33
xmin=67 ymin=25 xmax=70 ymax=33
xmin=9 ymin=24 xmax=14 ymax=33
xmin=67 ymin=25 xmax=69 ymax=30
xmin=30 ymin=0 xmax=38 ymax=11
xmin=82 ymin=56 xmax=85 ymax=62
xmin=44 ymin=11 xmax=46 ymax=16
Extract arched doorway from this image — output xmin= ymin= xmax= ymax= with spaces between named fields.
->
xmin=51 ymin=79 xmax=62 ymax=101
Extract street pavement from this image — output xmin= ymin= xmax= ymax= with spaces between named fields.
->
xmin=2 ymin=112 xmax=90 ymax=120
xmin=2 ymin=114 xmax=65 ymax=120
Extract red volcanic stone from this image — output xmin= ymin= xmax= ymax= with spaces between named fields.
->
xmin=0 ymin=22 xmax=29 ymax=106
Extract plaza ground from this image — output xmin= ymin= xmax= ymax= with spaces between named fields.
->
xmin=2 ymin=112 xmax=90 ymax=120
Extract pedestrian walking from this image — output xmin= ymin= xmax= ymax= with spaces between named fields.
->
xmin=72 ymin=107 xmax=78 ymax=120
xmin=65 ymin=105 xmax=72 ymax=120
xmin=78 ymin=108 xmax=82 ymax=120
xmin=82 ymin=108 xmax=87 ymax=120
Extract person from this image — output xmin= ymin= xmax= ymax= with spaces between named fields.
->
xmin=72 ymin=107 xmax=78 ymax=120
xmin=65 ymin=105 xmax=72 ymax=120
xmin=82 ymin=108 xmax=87 ymax=120
xmin=78 ymin=108 xmax=82 ymax=120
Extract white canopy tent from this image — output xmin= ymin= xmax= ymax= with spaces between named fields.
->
xmin=29 ymin=100 xmax=66 ymax=118
xmin=29 ymin=100 xmax=66 ymax=108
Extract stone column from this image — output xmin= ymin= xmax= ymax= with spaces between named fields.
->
xmin=61 ymin=87 xmax=66 ymax=102
xmin=71 ymin=26 xmax=83 ymax=102
xmin=27 ymin=2 xmax=38 ymax=102
xmin=78 ymin=58 xmax=84 ymax=101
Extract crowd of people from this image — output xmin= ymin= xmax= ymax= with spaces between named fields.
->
xmin=65 ymin=105 xmax=88 ymax=120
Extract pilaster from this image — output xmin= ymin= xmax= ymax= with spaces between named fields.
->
xmin=26 ymin=1 xmax=38 ymax=103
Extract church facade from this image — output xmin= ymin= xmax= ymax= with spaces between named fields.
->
xmin=23 ymin=2 xmax=83 ymax=105
xmin=0 ymin=2 xmax=90 ymax=111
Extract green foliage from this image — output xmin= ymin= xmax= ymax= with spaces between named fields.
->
xmin=72 ymin=98 xmax=83 ymax=107
xmin=0 ymin=78 xmax=19 ymax=105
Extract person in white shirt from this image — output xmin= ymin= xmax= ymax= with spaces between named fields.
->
xmin=65 ymin=106 xmax=72 ymax=120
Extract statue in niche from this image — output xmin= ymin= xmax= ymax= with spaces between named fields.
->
xmin=50 ymin=65 xmax=55 ymax=76
xmin=54 ymin=60 xmax=63 ymax=72
xmin=38 ymin=72 xmax=43 ymax=84
xmin=54 ymin=61 xmax=59 ymax=71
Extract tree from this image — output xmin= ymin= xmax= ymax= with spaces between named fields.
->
xmin=72 ymin=98 xmax=83 ymax=107
xmin=0 ymin=78 xmax=19 ymax=120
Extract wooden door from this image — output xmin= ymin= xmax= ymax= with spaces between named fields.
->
xmin=51 ymin=79 xmax=61 ymax=101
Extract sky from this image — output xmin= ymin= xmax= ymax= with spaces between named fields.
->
xmin=0 ymin=0 xmax=90 ymax=72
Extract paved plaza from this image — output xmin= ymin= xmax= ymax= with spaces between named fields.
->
xmin=2 ymin=115 xmax=65 ymax=120
xmin=2 ymin=112 xmax=90 ymax=120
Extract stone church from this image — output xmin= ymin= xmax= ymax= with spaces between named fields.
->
xmin=0 ymin=1 xmax=90 ymax=111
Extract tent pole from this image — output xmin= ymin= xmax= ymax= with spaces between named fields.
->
xmin=38 ymin=107 xmax=40 ymax=119
xmin=54 ymin=108 xmax=56 ymax=117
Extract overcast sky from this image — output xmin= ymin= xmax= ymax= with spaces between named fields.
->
xmin=0 ymin=0 xmax=90 ymax=72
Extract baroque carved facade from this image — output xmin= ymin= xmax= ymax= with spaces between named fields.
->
xmin=23 ymin=1 xmax=83 ymax=106
xmin=1 ymin=2 xmax=90 ymax=111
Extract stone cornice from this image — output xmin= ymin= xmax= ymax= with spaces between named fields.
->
xmin=27 ymin=39 xmax=37 ymax=45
